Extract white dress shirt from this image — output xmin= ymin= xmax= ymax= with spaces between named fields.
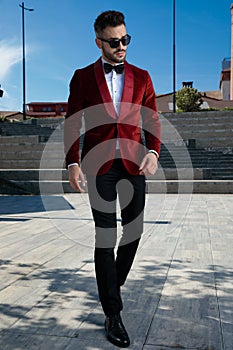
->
xmin=102 ymin=58 xmax=124 ymax=149
xmin=102 ymin=58 xmax=124 ymax=116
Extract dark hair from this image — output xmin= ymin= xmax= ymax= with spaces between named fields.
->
xmin=94 ymin=10 xmax=125 ymax=35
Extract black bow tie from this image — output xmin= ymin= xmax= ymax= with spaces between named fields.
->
xmin=104 ymin=63 xmax=124 ymax=74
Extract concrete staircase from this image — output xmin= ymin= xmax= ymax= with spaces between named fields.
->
xmin=0 ymin=119 xmax=63 ymax=142
xmin=159 ymin=145 xmax=233 ymax=172
xmin=1 ymin=137 xmax=233 ymax=194
xmin=162 ymin=110 xmax=233 ymax=148
xmin=0 ymin=122 xmax=52 ymax=140
xmin=0 ymin=136 xmax=63 ymax=169
xmin=0 ymin=111 xmax=233 ymax=194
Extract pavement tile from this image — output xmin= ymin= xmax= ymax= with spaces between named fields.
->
xmin=9 ymin=305 xmax=86 ymax=338
xmin=0 ymin=332 xmax=71 ymax=350
xmin=0 ymin=194 xmax=232 ymax=350
xmin=65 ymin=338 xmax=144 ymax=350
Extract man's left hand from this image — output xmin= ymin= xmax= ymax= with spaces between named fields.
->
xmin=139 ymin=153 xmax=158 ymax=176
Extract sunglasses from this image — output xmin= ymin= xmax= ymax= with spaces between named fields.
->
xmin=97 ymin=34 xmax=131 ymax=48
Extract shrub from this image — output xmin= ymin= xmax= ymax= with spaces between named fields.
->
xmin=176 ymin=87 xmax=203 ymax=112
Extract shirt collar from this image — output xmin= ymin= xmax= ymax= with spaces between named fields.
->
xmin=101 ymin=57 xmax=124 ymax=67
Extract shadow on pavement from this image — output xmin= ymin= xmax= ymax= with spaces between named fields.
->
xmin=0 ymin=256 xmax=232 ymax=349
xmin=0 ymin=195 xmax=74 ymax=215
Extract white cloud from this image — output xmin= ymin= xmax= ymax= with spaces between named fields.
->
xmin=0 ymin=40 xmax=21 ymax=81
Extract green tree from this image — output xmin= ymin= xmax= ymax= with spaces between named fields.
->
xmin=176 ymin=87 xmax=203 ymax=112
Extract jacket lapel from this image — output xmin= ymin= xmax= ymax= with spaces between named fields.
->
xmin=94 ymin=58 xmax=116 ymax=119
xmin=119 ymin=61 xmax=134 ymax=119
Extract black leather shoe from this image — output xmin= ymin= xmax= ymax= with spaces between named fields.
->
xmin=105 ymin=314 xmax=130 ymax=348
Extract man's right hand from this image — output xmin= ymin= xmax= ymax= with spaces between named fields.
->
xmin=68 ymin=165 xmax=86 ymax=192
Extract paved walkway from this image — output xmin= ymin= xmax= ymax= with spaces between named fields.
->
xmin=0 ymin=193 xmax=232 ymax=350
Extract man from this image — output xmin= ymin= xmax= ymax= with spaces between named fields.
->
xmin=64 ymin=10 xmax=161 ymax=348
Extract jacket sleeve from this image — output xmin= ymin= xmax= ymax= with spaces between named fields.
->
xmin=141 ymin=72 xmax=161 ymax=156
xmin=64 ymin=70 xmax=84 ymax=168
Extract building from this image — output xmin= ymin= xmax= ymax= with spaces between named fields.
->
xmin=231 ymin=4 xmax=233 ymax=99
xmin=156 ymin=90 xmax=233 ymax=113
xmin=220 ymin=58 xmax=231 ymax=101
xmin=222 ymin=4 xmax=233 ymax=100
xmin=26 ymin=102 xmax=67 ymax=118
xmin=0 ymin=111 xmax=23 ymax=121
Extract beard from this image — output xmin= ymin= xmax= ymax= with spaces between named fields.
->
xmin=102 ymin=46 xmax=126 ymax=63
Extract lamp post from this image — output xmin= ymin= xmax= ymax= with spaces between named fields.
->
xmin=19 ymin=2 xmax=34 ymax=120
xmin=173 ymin=0 xmax=176 ymax=113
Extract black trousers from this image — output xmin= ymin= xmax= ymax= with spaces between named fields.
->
xmin=86 ymin=158 xmax=146 ymax=316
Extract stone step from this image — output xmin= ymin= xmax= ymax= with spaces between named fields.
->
xmin=1 ymin=152 xmax=233 ymax=167
xmin=166 ymin=157 xmax=233 ymax=162
xmin=4 ymin=154 xmax=232 ymax=165
xmin=0 ymin=142 xmax=63 ymax=152
xmin=0 ymin=144 xmax=46 ymax=152
xmin=0 ymin=160 xmax=65 ymax=169
xmin=211 ymin=175 xmax=233 ymax=180
xmin=0 ymin=150 xmax=66 ymax=160
xmin=1 ymin=157 xmax=233 ymax=170
xmin=0 ymin=168 xmax=203 ymax=181
xmin=147 ymin=180 xmax=233 ymax=194
xmin=160 ymin=160 xmax=233 ymax=166
xmin=208 ymin=169 xmax=233 ymax=180
xmin=0 ymin=169 xmax=68 ymax=181
xmin=163 ymin=130 xmax=233 ymax=139
xmin=0 ymin=135 xmax=39 ymax=144
xmin=0 ymin=123 xmax=54 ymax=133
xmin=0 ymin=162 xmax=232 ymax=180
xmin=0 ymin=141 xmax=232 ymax=155
xmin=1 ymin=179 xmax=233 ymax=195
xmin=164 ymin=138 xmax=233 ymax=148
xmin=166 ymin=120 xmax=233 ymax=127
xmin=163 ymin=116 xmax=233 ymax=126
xmin=167 ymin=122 xmax=233 ymax=129
xmin=162 ymin=110 xmax=233 ymax=120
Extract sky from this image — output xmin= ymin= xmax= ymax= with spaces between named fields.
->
xmin=0 ymin=0 xmax=232 ymax=111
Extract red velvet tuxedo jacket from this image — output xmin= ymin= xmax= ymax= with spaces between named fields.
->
xmin=64 ymin=58 xmax=161 ymax=175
